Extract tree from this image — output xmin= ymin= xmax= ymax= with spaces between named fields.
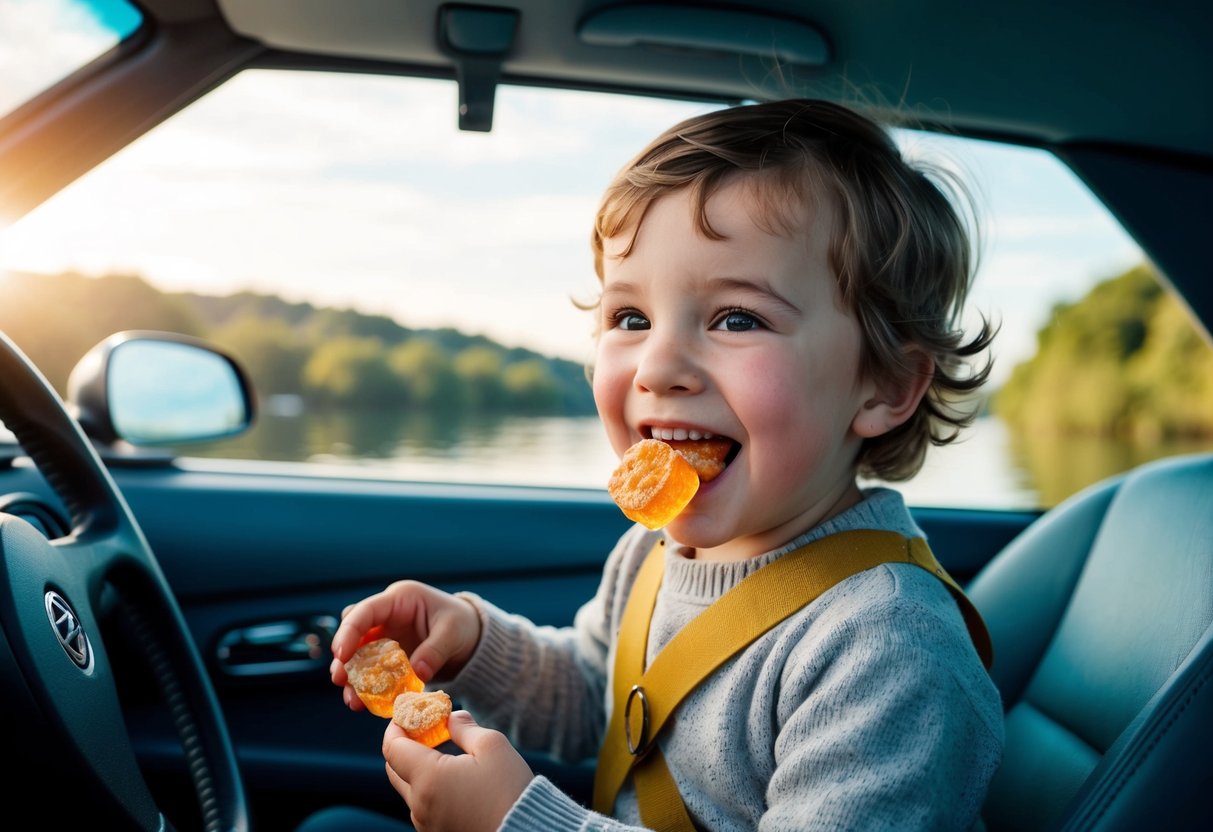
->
xmin=994 ymin=263 xmax=1213 ymax=439
xmin=0 ymin=271 xmax=203 ymax=394
xmin=389 ymin=339 xmax=463 ymax=410
xmin=1126 ymin=295 xmax=1213 ymax=439
xmin=502 ymin=359 xmax=561 ymax=412
xmin=453 ymin=346 xmax=505 ymax=411
xmin=0 ymin=269 xmax=600 ymax=415
xmin=304 ymin=337 xmax=403 ymax=405
xmin=210 ymin=315 xmax=309 ymax=395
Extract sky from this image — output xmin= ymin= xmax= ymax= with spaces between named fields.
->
xmin=0 ymin=0 xmax=1146 ymax=386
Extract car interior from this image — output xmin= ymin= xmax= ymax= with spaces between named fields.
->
xmin=1 ymin=1 xmax=1211 ymax=830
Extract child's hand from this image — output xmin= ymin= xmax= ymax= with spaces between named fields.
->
xmin=383 ymin=711 xmax=533 ymax=832
xmin=329 ymin=580 xmax=481 ymax=711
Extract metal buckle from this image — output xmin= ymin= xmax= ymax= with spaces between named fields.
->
xmin=624 ymin=684 xmax=654 ymax=757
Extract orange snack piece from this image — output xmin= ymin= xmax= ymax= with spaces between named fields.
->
xmin=392 ymin=691 xmax=453 ymax=748
xmin=356 ymin=624 xmax=386 ymax=649
xmin=608 ymin=438 xmax=699 ymax=529
xmin=344 ymin=637 xmax=425 ymax=718
xmin=667 ymin=438 xmax=732 ymax=482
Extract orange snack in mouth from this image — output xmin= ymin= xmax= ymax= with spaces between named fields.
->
xmin=392 ymin=691 xmax=453 ymax=748
xmin=608 ymin=438 xmax=700 ymax=529
xmin=344 ymin=637 xmax=425 ymax=718
xmin=667 ymin=438 xmax=732 ymax=482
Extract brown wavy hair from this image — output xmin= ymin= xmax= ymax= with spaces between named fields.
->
xmin=590 ymin=99 xmax=995 ymax=481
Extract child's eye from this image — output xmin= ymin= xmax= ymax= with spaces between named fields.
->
xmin=711 ymin=309 xmax=763 ymax=332
xmin=611 ymin=309 xmax=651 ymax=331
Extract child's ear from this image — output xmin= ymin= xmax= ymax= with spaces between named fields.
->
xmin=852 ymin=348 xmax=934 ymax=439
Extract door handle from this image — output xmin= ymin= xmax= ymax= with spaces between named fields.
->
xmin=215 ymin=615 xmax=338 ymax=677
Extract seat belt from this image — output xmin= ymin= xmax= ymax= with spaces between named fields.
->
xmin=591 ymin=529 xmax=993 ymax=831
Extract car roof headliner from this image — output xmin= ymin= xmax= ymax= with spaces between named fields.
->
xmin=190 ymin=0 xmax=1212 ymax=161
xmin=3 ymin=1 xmax=1210 ymax=336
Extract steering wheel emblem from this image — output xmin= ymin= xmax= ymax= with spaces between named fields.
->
xmin=45 ymin=591 xmax=93 ymax=671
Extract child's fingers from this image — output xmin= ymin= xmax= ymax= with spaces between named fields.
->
xmin=382 ymin=722 xmax=414 ymax=802
xmin=408 ymin=596 xmax=481 ymax=682
xmin=330 ymin=584 xmax=478 ymax=682
xmin=442 ymin=710 xmax=522 ymax=765
xmin=382 ymin=721 xmax=440 ymax=786
xmin=443 ymin=710 xmax=483 ymax=751
xmin=331 ymin=598 xmax=395 ymax=662
xmin=329 ymin=656 xmax=348 ymax=686
xmin=408 ymin=618 xmax=463 ymax=682
xmin=330 ymin=606 xmax=375 ymax=662
xmin=382 ymin=714 xmax=532 ymax=832
xmin=328 ymin=657 xmax=368 ymax=712
xmin=342 ymin=683 xmax=366 ymax=711
xmin=384 ymin=758 xmax=410 ymax=805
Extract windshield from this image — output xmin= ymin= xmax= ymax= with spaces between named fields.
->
xmin=0 ymin=0 xmax=143 ymax=118
xmin=3 ymin=6 xmax=1209 ymax=512
xmin=2 ymin=66 xmax=1187 ymax=509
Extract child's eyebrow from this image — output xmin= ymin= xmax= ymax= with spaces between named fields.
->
xmin=599 ymin=280 xmax=645 ymax=301
xmin=706 ymin=277 xmax=802 ymax=315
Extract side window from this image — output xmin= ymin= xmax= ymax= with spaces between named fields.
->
xmin=876 ymin=133 xmax=1213 ymax=509
xmin=1 ymin=69 xmax=1208 ymax=509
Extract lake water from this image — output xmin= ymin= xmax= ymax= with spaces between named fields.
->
xmin=183 ymin=408 xmax=1212 ymax=511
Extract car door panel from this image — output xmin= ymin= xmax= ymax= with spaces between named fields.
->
xmin=1 ymin=459 xmax=1037 ymax=827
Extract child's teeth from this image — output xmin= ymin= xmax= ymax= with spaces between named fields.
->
xmin=652 ymin=428 xmax=715 ymax=441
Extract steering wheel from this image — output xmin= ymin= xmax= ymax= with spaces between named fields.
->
xmin=0 ymin=331 xmax=248 ymax=831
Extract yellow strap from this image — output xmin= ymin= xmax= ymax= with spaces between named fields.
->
xmin=631 ymin=746 xmax=695 ymax=831
xmin=592 ymin=530 xmax=992 ymax=828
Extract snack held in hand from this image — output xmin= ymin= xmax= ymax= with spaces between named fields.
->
xmin=344 ymin=637 xmax=425 ymax=718
xmin=392 ymin=690 xmax=453 ymax=748
xmin=608 ymin=438 xmax=700 ymax=529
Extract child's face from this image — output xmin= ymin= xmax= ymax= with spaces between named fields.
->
xmin=593 ymin=178 xmax=881 ymax=561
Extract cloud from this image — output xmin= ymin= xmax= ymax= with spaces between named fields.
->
xmin=126 ymin=71 xmax=707 ymax=178
xmin=0 ymin=0 xmax=118 ymax=114
xmin=989 ymin=213 xmax=1134 ymax=241
xmin=976 ymin=247 xmax=1141 ymax=296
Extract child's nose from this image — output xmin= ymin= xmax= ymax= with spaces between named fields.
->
xmin=633 ymin=329 xmax=704 ymax=395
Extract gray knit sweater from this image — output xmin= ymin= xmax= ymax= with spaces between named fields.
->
xmin=446 ymin=488 xmax=1004 ymax=831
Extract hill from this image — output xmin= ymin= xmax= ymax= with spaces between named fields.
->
xmin=0 ymin=271 xmax=596 ymax=416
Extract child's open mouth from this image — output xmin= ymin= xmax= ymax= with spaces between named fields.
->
xmin=646 ymin=427 xmax=740 ymax=482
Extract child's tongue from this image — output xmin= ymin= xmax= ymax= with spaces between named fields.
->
xmin=664 ymin=437 xmax=735 ymax=483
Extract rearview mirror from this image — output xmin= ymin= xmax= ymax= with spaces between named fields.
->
xmin=69 ymin=331 xmax=256 ymax=446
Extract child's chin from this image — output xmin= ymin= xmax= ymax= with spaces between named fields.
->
xmin=664 ymin=514 xmax=733 ymax=551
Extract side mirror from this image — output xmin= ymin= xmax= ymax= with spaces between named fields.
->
xmin=68 ymin=331 xmax=256 ymax=446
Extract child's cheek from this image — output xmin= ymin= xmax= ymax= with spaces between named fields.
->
xmin=591 ymin=350 xmax=634 ymax=456
xmin=730 ymin=354 xmax=799 ymax=427
xmin=732 ymin=359 xmax=834 ymax=485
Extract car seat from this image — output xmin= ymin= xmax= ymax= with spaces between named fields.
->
xmin=967 ymin=452 xmax=1213 ymax=830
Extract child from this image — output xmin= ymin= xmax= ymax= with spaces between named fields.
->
xmin=326 ymin=98 xmax=1003 ymax=832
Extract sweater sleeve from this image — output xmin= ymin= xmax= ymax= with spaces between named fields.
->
xmin=499 ymin=776 xmax=652 ymax=832
xmin=761 ymin=566 xmax=1003 ymax=832
xmin=442 ymin=524 xmax=654 ymax=764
